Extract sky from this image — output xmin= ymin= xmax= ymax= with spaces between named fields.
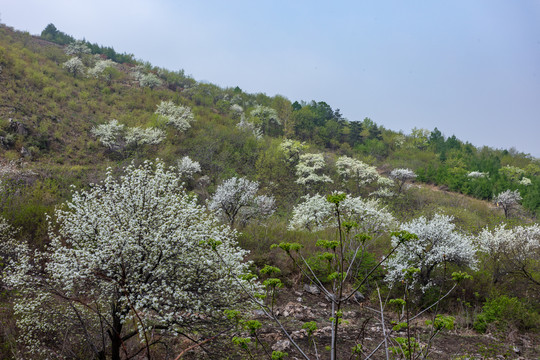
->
xmin=3 ymin=1 xmax=540 ymax=157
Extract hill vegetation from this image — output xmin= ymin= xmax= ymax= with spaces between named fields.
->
xmin=0 ymin=23 xmax=539 ymax=359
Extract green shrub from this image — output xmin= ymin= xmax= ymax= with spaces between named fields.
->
xmin=473 ymin=295 xmax=540 ymax=333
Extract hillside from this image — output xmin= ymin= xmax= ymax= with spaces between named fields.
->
xmin=0 ymin=23 xmax=539 ymax=359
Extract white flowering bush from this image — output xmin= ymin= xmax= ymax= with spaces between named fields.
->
xmin=289 ymin=193 xmax=396 ymax=238
xmin=91 ymin=119 xmax=125 ymax=150
xmin=177 ymin=156 xmax=201 ymax=179
xmin=476 ymin=224 xmax=540 ymax=286
xmin=519 ymin=177 xmax=532 ymax=186
xmin=389 ymin=168 xmax=417 ymax=194
xmin=279 ymin=138 xmax=306 ymax=164
xmin=249 ymin=105 xmax=281 ymax=135
xmin=62 ymin=56 xmax=85 ymax=77
xmin=124 ymin=126 xmax=165 ymax=147
xmin=237 ymin=113 xmax=262 ymax=139
xmin=386 ymin=214 xmax=477 ymax=289
xmin=87 ymin=59 xmax=116 ymax=80
xmin=296 ymin=153 xmax=332 ymax=187
xmin=139 ymin=72 xmax=162 ymax=88
xmin=336 ymin=156 xmax=379 ymax=186
xmin=467 ymin=171 xmax=488 ymax=178
xmin=155 ymin=100 xmax=195 ymax=132
xmin=493 ymin=189 xmax=522 ymax=218
xmin=208 ymin=177 xmax=275 ymax=227
xmin=64 ymin=40 xmax=91 ymax=57
xmin=3 ymin=160 xmax=254 ymax=359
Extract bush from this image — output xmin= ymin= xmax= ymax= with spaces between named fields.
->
xmin=473 ymin=295 xmax=540 ymax=333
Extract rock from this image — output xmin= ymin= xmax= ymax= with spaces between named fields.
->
xmin=296 ymin=297 xmax=302 ymax=302
xmin=303 ymin=284 xmax=320 ymax=295
xmin=20 ymin=146 xmax=31 ymax=158
xmin=513 ymin=346 xmax=520 ymax=354
xmin=9 ymin=119 xmax=28 ymax=136
xmin=293 ymin=291 xmax=302 ymax=296
xmin=354 ymin=291 xmax=365 ymax=302
xmin=272 ymin=339 xmax=290 ymax=352
xmin=252 ymin=310 xmax=265 ymax=317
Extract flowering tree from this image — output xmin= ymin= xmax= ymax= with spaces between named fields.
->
xmin=467 ymin=171 xmax=488 ymax=179
xmin=3 ymin=161 xmax=253 ymax=359
xmin=65 ymin=40 xmax=91 ymax=57
xmin=177 ymin=156 xmax=201 ymax=179
xmin=476 ymin=224 xmax=540 ymax=286
xmin=386 ymin=214 xmax=477 ymax=288
xmin=155 ymin=100 xmax=195 ymax=132
xmin=87 ymin=59 xmax=116 ymax=81
xmin=249 ymin=105 xmax=281 ymax=136
xmin=389 ymin=168 xmax=417 ymax=194
xmin=124 ymin=126 xmax=165 ymax=147
xmin=279 ymin=138 xmax=306 ymax=165
xmin=208 ymin=177 xmax=275 ymax=228
xmin=336 ymin=156 xmax=378 ymax=189
xmin=493 ymin=189 xmax=522 ymax=218
xmin=289 ymin=193 xmax=396 ymax=237
xmin=295 ymin=153 xmax=332 ymax=187
xmin=62 ymin=57 xmax=85 ymax=77
xmin=91 ymin=119 xmax=125 ymax=150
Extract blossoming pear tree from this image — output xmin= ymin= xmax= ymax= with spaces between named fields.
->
xmin=386 ymin=214 xmax=477 ymax=289
xmin=208 ymin=177 xmax=275 ymax=228
xmin=3 ymin=160 xmax=254 ymax=359
xmin=476 ymin=223 xmax=540 ymax=286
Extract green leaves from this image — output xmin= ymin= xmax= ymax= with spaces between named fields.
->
xmin=390 ymin=230 xmax=418 ymax=243
xmin=271 ymin=242 xmax=302 ymax=253
xmin=426 ymin=314 xmax=455 ymax=331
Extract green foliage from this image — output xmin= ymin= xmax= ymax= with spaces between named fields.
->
xmin=426 ymin=314 xmax=455 ymax=331
xmin=473 ymin=295 xmax=540 ymax=333
xmin=271 ymin=350 xmax=288 ymax=359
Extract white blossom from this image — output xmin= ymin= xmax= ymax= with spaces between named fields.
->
xmin=91 ymin=119 xmax=125 ymax=150
xmin=296 ymin=153 xmax=333 ymax=186
xmin=64 ymin=40 xmax=91 ymax=57
xmin=493 ymin=189 xmax=522 ymax=218
xmin=336 ymin=156 xmax=379 ymax=186
xmin=289 ymin=193 xmax=396 ymax=236
xmin=62 ymin=57 xmax=85 ymax=77
xmin=386 ymin=214 xmax=477 ymax=288
xmin=139 ymin=73 xmax=162 ymax=88
xmin=155 ymin=100 xmax=195 ymax=132
xmin=125 ymin=126 xmax=165 ymax=146
xmin=476 ymin=224 xmax=540 ymax=285
xmin=236 ymin=113 xmax=262 ymax=139
xmin=208 ymin=177 xmax=275 ymax=227
xmin=519 ymin=177 xmax=532 ymax=186
xmin=177 ymin=156 xmax=201 ymax=179
xmin=389 ymin=168 xmax=417 ymax=194
xmin=3 ymin=160 xmax=254 ymax=358
xmin=467 ymin=171 xmax=488 ymax=178
xmin=87 ymin=59 xmax=116 ymax=80
xmin=279 ymin=139 xmax=306 ymax=164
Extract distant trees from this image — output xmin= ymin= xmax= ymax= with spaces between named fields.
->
xmin=208 ymin=177 xmax=275 ymax=228
xmin=3 ymin=160 xmax=253 ymax=359
xmin=494 ymin=189 xmax=522 ymax=218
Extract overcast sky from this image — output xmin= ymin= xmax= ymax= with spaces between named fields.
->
xmin=3 ymin=1 xmax=540 ymax=157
